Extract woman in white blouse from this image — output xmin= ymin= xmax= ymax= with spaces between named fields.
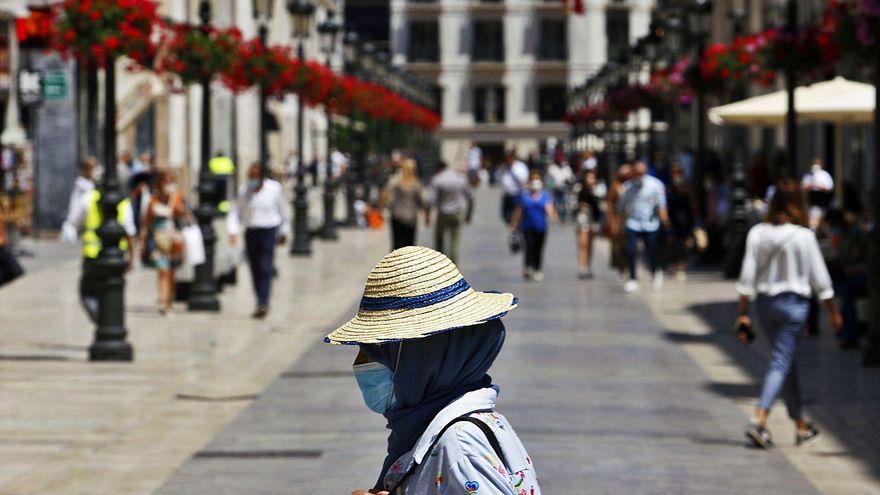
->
xmin=735 ymin=179 xmax=842 ymax=449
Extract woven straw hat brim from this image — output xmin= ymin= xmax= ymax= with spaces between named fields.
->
xmin=325 ymin=290 xmax=517 ymax=345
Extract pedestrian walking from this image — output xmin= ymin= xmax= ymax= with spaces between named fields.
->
xmin=381 ymin=159 xmax=426 ymax=250
xmin=466 ymin=141 xmax=482 ymax=187
xmin=664 ymin=163 xmax=701 ymax=280
xmin=61 ymin=157 xmax=97 ymax=242
xmin=499 ymin=151 xmax=529 ymax=224
xmin=228 ymin=163 xmax=290 ymax=319
xmin=141 ymin=170 xmax=191 ymax=315
xmin=617 ymin=161 xmax=669 ymax=293
xmin=735 ymin=179 xmax=842 ymax=449
xmin=66 ymin=179 xmax=137 ymax=324
xmin=509 ymin=171 xmax=558 ymax=282
xmin=801 ymin=158 xmax=834 ymax=230
xmin=825 ymin=209 xmax=869 ymax=350
xmin=574 ymin=169 xmax=605 ymax=279
xmin=546 ymin=158 xmax=573 ymax=221
xmin=327 ymin=246 xmax=541 ymax=495
xmin=426 ymin=161 xmax=474 ymax=263
xmin=606 ymin=164 xmax=633 ymax=280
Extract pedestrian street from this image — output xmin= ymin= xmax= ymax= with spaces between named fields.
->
xmin=157 ymin=188 xmax=880 ymax=495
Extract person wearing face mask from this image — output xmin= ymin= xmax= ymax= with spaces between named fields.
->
xmin=227 ymin=163 xmax=291 ymax=319
xmin=327 ymin=246 xmax=541 ymax=495
xmin=142 ymin=170 xmax=191 ymax=315
xmin=617 ymin=161 xmax=670 ymax=293
xmin=800 ymin=158 xmax=834 ymax=230
xmin=509 ymin=171 xmax=559 ymax=282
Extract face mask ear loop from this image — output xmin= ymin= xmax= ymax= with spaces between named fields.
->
xmin=387 ymin=343 xmax=403 ymax=410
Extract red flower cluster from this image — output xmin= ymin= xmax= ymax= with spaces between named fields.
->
xmin=649 ymin=57 xmax=693 ymax=104
xmin=52 ymin=0 xmax=163 ymax=66
xmin=48 ymin=0 xmax=440 ymax=131
xmin=758 ymin=25 xmax=837 ymax=77
xmin=157 ymin=24 xmax=242 ymax=85
xmin=825 ymin=0 xmax=880 ymax=64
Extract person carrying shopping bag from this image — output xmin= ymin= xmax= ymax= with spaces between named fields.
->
xmin=330 ymin=246 xmax=541 ymax=495
xmin=141 ymin=170 xmax=191 ymax=315
xmin=735 ymin=179 xmax=842 ymax=449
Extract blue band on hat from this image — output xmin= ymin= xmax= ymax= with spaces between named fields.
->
xmin=359 ymin=278 xmax=471 ymax=311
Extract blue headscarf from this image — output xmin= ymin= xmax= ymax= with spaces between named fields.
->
xmin=361 ymin=319 xmax=506 ymax=489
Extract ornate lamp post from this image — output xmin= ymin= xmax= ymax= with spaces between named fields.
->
xmin=188 ymin=0 xmax=221 ymax=312
xmin=665 ymin=12 xmax=686 ymax=161
xmin=318 ymin=11 xmax=340 ymax=241
xmin=253 ymin=0 xmax=274 ymax=174
xmin=687 ymin=0 xmax=713 ymax=209
xmin=341 ymin=31 xmax=360 ymax=226
xmin=288 ymin=0 xmax=315 ymax=256
xmin=89 ymin=51 xmax=133 ymax=361
xmin=782 ymin=0 xmax=798 ymax=179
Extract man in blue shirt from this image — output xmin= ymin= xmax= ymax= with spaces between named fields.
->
xmin=618 ymin=161 xmax=670 ymax=292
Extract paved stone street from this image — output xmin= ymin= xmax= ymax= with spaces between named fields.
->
xmin=154 ymin=188 xmax=880 ymax=495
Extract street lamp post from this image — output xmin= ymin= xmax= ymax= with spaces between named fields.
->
xmin=665 ymin=13 xmax=686 ymax=161
xmin=342 ymin=31 xmax=359 ymax=226
xmin=288 ymin=0 xmax=315 ymax=256
xmin=688 ymin=0 xmax=713 ymax=212
xmin=318 ymin=12 xmax=340 ymax=241
xmin=89 ymin=51 xmax=133 ymax=361
xmin=188 ymin=0 xmax=221 ymax=312
xmin=783 ymin=0 xmax=798 ymax=179
xmin=253 ymin=0 xmax=274 ymax=174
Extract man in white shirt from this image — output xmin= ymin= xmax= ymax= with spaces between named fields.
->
xmin=500 ymin=151 xmax=529 ymax=223
xmin=228 ymin=163 xmax=291 ymax=319
xmin=801 ymin=158 xmax=835 ymax=230
xmin=466 ymin=142 xmax=482 ymax=186
xmin=581 ymin=150 xmax=597 ymax=175
xmin=62 ymin=157 xmax=97 ymax=242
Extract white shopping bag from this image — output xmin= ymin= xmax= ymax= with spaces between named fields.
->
xmin=182 ymin=224 xmax=206 ymax=266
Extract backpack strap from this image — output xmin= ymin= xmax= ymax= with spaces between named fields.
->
xmin=386 ymin=410 xmax=509 ymax=494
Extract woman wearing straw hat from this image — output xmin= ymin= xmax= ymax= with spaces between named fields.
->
xmin=328 ymin=246 xmax=541 ymax=495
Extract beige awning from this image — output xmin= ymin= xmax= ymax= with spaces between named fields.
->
xmin=708 ymin=77 xmax=876 ymax=126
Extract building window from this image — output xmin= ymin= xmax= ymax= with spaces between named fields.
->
xmin=408 ymin=21 xmax=439 ymax=62
xmin=474 ymin=86 xmax=505 ymax=123
xmin=606 ymin=9 xmax=629 ymax=61
xmin=538 ymin=85 xmax=566 ymax=122
xmin=538 ymin=19 xmax=567 ymax=61
xmin=472 ymin=20 xmax=504 ymax=62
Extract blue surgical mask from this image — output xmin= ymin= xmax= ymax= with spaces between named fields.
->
xmin=247 ymin=178 xmax=260 ymax=191
xmin=353 ymin=361 xmax=397 ymax=414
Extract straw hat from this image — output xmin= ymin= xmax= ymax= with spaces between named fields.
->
xmin=325 ymin=246 xmax=517 ymax=345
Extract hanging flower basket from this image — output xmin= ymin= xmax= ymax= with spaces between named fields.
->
xmin=757 ymin=25 xmax=838 ymax=77
xmin=157 ymin=24 xmax=242 ymax=85
xmin=825 ymin=0 xmax=880 ymax=65
xmin=221 ymin=39 xmax=295 ymax=97
xmin=52 ymin=0 xmax=163 ymax=66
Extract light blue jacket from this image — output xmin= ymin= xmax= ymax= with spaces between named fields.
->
xmin=382 ymin=386 xmax=541 ymax=494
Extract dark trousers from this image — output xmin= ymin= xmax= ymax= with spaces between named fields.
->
xmin=835 ymin=271 xmax=867 ymax=344
xmin=626 ymin=228 xmax=659 ymax=281
xmin=390 ymin=217 xmax=416 ymax=250
xmin=501 ymin=194 xmax=518 ymax=224
xmin=522 ymin=230 xmax=546 ymax=271
xmin=245 ymin=227 xmax=277 ymax=307
xmin=79 ymin=259 xmax=101 ymax=324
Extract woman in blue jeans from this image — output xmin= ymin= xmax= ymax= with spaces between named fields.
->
xmin=735 ymin=180 xmax=842 ymax=449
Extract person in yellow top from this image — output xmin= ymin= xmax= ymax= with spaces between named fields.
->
xmin=66 ymin=187 xmax=137 ymax=323
xmin=209 ymin=152 xmax=236 ymax=214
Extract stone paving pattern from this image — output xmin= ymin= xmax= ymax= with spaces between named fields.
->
xmin=156 ymin=189 xmax=880 ymax=494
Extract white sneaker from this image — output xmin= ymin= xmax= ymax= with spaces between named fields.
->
xmin=532 ymin=271 xmax=544 ymax=282
xmin=523 ymin=267 xmax=533 ymax=281
xmin=653 ymin=271 xmax=665 ymax=291
xmin=623 ymin=280 xmax=640 ymax=293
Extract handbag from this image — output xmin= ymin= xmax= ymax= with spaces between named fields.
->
xmin=182 ymin=224 xmax=206 ymax=266
xmin=507 ymin=231 xmax=522 ymax=254
xmin=0 ymin=246 xmax=24 ymax=287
